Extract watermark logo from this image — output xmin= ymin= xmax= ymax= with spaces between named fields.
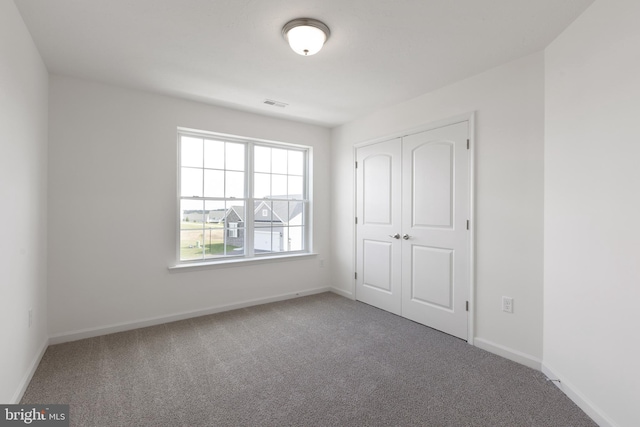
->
xmin=0 ymin=406 xmax=68 ymax=426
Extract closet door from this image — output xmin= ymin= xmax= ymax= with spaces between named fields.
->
xmin=355 ymin=138 xmax=402 ymax=315
xmin=401 ymin=122 xmax=470 ymax=340
xmin=355 ymin=121 xmax=470 ymax=340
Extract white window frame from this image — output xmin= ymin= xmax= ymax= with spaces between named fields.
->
xmin=176 ymin=128 xmax=311 ymax=266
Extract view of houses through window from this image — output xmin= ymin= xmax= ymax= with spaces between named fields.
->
xmin=178 ymin=131 xmax=308 ymax=262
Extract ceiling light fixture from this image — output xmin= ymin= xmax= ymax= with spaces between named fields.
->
xmin=282 ymin=18 xmax=330 ymax=56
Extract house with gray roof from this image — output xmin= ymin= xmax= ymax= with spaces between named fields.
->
xmin=223 ymin=197 xmax=304 ymax=251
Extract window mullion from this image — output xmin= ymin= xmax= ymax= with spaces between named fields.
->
xmin=177 ymin=136 xmax=182 ymax=263
xmin=245 ymin=142 xmax=255 ymax=257
xmin=303 ymin=150 xmax=309 ymax=252
xmin=201 ymin=140 xmax=206 ymax=259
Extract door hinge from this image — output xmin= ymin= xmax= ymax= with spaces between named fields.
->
xmin=467 ymin=139 xmax=470 ymax=150
xmin=466 ymin=301 xmax=469 ymax=311
xmin=355 ymin=217 xmax=358 ymax=224
xmin=466 ymin=220 xmax=470 ymax=230
xmin=355 ymin=161 xmax=358 ymax=168
xmin=355 ymin=272 xmax=358 ymax=280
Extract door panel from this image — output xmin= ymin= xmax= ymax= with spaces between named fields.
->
xmin=402 ymin=122 xmax=469 ymax=339
xmin=412 ymin=142 xmax=453 ymax=228
xmin=355 ymin=139 xmax=402 ymax=315
xmin=411 ymin=246 xmax=453 ymax=309
xmin=363 ymin=240 xmax=392 ymax=292
xmin=363 ymin=155 xmax=392 ymax=225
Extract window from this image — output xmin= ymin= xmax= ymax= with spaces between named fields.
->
xmin=178 ymin=129 xmax=309 ymax=263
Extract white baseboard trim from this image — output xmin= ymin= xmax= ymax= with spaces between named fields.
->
xmin=329 ymin=287 xmax=353 ymax=299
xmin=542 ymin=363 xmax=618 ymax=427
xmin=474 ymin=337 xmax=542 ymax=370
xmin=11 ymin=338 xmax=49 ymax=404
xmin=49 ymin=287 xmax=332 ymax=345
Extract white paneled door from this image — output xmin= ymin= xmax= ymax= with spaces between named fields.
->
xmin=356 ymin=122 xmax=470 ymax=340
xmin=400 ymin=122 xmax=470 ymax=339
xmin=355 ymin=138 xmax=402 ymax=315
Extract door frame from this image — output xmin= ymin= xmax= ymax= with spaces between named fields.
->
xmin=352 ymin=112 xmax=476 ymax=344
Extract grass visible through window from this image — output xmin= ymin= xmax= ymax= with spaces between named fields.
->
xmin=180 ymin=222 xmax=239 ymax=259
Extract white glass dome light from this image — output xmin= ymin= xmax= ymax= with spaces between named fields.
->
xmin=282 ymin=18 xmax=330 ymax=56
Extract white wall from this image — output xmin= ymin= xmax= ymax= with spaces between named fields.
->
xmin=331 ymin=53 xmax=545 ymax=366
xmin=0 ymin=0 xmax=49 ymax=403
xmin=48 ymin=76 xmax=331 ymax=338
xmin=544 ymin=1 xmax=640 ymax=425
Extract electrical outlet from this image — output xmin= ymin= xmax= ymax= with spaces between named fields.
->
xmin=502 ymin=297 xmax=514 ymax=313
xmin=28 ymin=308 xmax=33 ymax=327
xmin=319 ymin=259 xmax=325 ymax=268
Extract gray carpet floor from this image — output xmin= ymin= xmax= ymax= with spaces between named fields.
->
xmin=22 ymin=292 xmax=596 ymax=426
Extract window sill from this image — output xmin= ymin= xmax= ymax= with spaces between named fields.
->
xmin=168 ymin=252 xmax=318 ymax=271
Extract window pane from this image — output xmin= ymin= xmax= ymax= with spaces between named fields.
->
xmin=180 ymin=230 xmax=205 ymax=260
xmin=288 ymin=201 xmax=304 ymax=225
xmin=201 ymin=224 xmax=224 ymax=258
xmin=222 ymin=222 xmax=245 ymax=256
xmin=288 ymin=176 xmax=303 ymax=199
xmin=225 ymin=201 xmax=245 ymax=252
xmin=225 ymin=201 xmax=245 ymax=225
xmin=181 ymin=168 xmax=203 ymax=197
xmin=254 ymin=173 xmax=270 ymax=199
xmin=226 ymin=171 xmax=244 ymax=198
xmin=203 ymin=170 xmax=224 ymax=198
xmin=180 ymin=198 xmax=205 ymax=260
xmin=288 ymin=150 xmax=304 ymax=175
xmin=181 ymin=137 xmax=203 ymax=168
xmin=254 ymin=146 xmax=271 ymax=173
xmin=204 ymin=139 xmax=224 ymax=170
xmin=226 ymin=142 xmax=245 ymax=171
xmin=255 ymin=200 xmax=273 ymax=224
xmin=272 ymin=174 xmax=287 ymax=197
xmin=181 ymin=199 xmax=204 ymax=224
xmin=286 ymin=227 xmax=304 ymax=251
xmin=272 ymin=148 xmax=288 ymax=174
xmin=204 ymin=200 xmax=226 ymax=224
xmin=254 ymin=229 xmax=272 ymax=253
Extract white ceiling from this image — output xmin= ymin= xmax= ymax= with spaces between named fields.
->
xmin=16 ymin=0 xmax=594 ymax=127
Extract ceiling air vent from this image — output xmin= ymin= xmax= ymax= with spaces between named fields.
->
xmin=263 ymin=99 xmax=288 ymax=108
